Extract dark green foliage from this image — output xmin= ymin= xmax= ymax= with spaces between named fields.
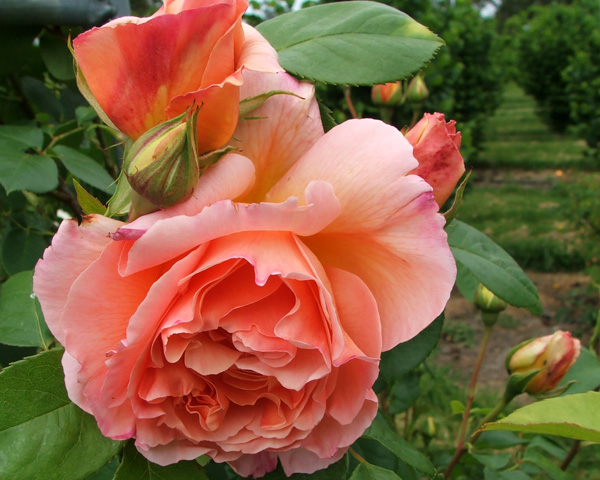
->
xmin=508 ymin=1 xmax=598 ymax=134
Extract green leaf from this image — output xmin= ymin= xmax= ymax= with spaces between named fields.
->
xmin=0 ymin=150 xmax=58 ymax=194
xmin=483 ymin=391 xmax=600 ymax=442
xmin=380 ymin=314 xmax=443 ymax=381
xmin=558 ymin=347 xmax=600 ymax=395
xmin=73 ymin=179 xmax=107 ymax=215
xmin=522 ymin=450 xmax=569 ymax=480
xmin=0 ymin=271 xmax=52 ymax=348
xmin=52 ymin=145 xmax=115 ymax=193
xmin=447 ymin=220 xmax=542 ymax=315
xmin=114 ymin=442 xmax=207 ymax=480
xmin=348 ymin=463 xmax=402 ymax=480
xmin=85 ymin=457 xmax=120 ymax=480
xmin=0 ymin=349 xmax=123 ymax=480
xmin=0 ymin=125 xmax=44 ymax=150
xmin=317 ymin=99 xmax=337 ymax=133
xmin=470 ymin=452 xmax=511 ymax=470
xmin=1 ymin=228 xmax=48 ymax=275
xmin=450 ymin=400 xmax=465 ymax=416
xmin=388 ymin=372 xmax=419 ymax=414
xmin=257 ymin=1 xmax=443 ymax=85
xmin=484 ymin=467 xmax=533 ymax=480
xmin=261 ymin=454 xmax=348 ymax=480
xmin=39 ymin=33 xmax=75 ymax=81
xmin=362 ymin=418 xmax=436 ymax=476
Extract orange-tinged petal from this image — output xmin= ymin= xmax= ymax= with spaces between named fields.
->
xmin=73 ymin=0 xmax=241 ymax=139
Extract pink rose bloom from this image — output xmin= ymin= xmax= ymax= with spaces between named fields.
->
xmin=404 ymin=112 xmax=465 ymax=206
xmin=34 ymin=72 xmax=456 ymax=477
xmin=73 ymin=0 xmax=281 ymax=153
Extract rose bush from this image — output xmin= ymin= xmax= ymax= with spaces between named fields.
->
xmin=73 ymin=0 xmax=281 ymax=153
xmin=405 ymin=112 xmax=465 ymax=207
xmin=34 ymin=71 xmax=458 ymax=477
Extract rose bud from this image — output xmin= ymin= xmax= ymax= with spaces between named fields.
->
xmin=405 ymin=74 xmax=429 ymax=103
xmin=404 ymin=112 xmax=465 ymax=207
xmin=506 ymin=331 xmax=581 ymax=395
xmin=371 ymin=81 xmax=404 ymax=106
xmin=124 ymin=109 xmax=199 ymax=210
xmin=474 ymin=284 xmax=507 ymax=313
xmin=473 ymin=284 xmax=507 ymax=327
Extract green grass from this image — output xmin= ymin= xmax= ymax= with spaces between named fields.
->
xmin=458 ymin=182 xmax=587 ymax=271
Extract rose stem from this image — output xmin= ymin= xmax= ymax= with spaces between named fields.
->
xmin=446 ymin=323 xmax=493 ymax=477
xmin=344 ymin=86 xmax=359 ymax=119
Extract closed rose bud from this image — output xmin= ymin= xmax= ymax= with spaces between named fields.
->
xmin=507 ymin=331 xmax=581 ymax=394
xmin=124 ymin=109 xmax=199 ymax=209
xmin=404 ymin=113 xmax=465 ymax=207
xmin=405 ymin=74 xmax=428 ymax=103
xmin=372 ymin=81 xmax=404 ymax=106
xmin=474 ymin=284 xmax=507 ymax=313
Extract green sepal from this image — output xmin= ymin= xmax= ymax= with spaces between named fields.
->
xmin=198 ymin=146 xmax=238 ymax=172
xmin=73 ymin=179 xmax=107 ymax=215
xmin=105 ymin=170 xmax=132 ymax=218
xmin=239 ymin=90 xmax=303 ymax=120
xmin=506 ymin=369 xmax=543 ymax=397
xmin=443 ymin=169 xmax=472 ymax=226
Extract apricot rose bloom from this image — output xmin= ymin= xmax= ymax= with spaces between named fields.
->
xmin=73 ymin=0 xmax=281 ymax=153
xmin=34 ymin=72 xmax=456 ymax=477
xmin=405 ymin=112 xmax=465 ymax=206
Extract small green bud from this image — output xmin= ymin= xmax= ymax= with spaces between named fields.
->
xmin=405 ymin=74 xmax=429 ymax=103
xmin=124 ymin=108 xmax=200 ymax=210
xmin=473 ymin=284 xmax=508 ymax=314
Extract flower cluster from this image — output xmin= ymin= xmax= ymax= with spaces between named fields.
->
xmin=34 ymin=0 xmax=464 ymax=477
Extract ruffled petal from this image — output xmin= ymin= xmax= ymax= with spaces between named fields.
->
xmin=33 ymin=215 xmax=123 ymax=345
xmin=267 ymin=119 xmax=456 ymax=349
xmin=119 ymin=180 xmax=341 ymax=275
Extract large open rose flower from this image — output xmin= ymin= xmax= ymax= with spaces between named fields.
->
xmin=73 ymin=0 xmax=281 ymax=153
xmin=34 ymin=72 xmax=456 ymax=477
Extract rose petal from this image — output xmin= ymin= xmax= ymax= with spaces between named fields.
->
xmin=267 ymin=119 xmax=456 ymax=349
xmin=34 ymin=215 xmax=123 ymax=345
xmin=233 ymin=71 xmax=323 ymax=203
xmin=120 ymin=180 xmax=341 ymax=275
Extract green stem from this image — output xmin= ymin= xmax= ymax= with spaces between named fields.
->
xmin=560 ymin=439 xmax=581 ymax=470
xmin=445 ymin=386 xmax=515 ymax=478
xmin=348 ymin=447 xmax=367 ymax=464
xmin=456 ymin=324 xmax=493 ymax=448
xmin=344 ymin=86 xmax=359 ymax=119
xmin=42 ymin=126 xmax=85 ymax=154
xmin=379 ymin=106 xmax=394 ymax=124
